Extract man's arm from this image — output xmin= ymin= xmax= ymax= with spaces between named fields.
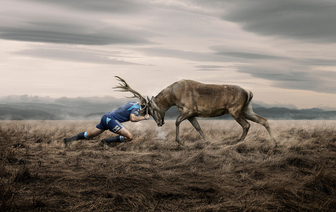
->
xmin=130 ymin=113 xmax=150 ymax=122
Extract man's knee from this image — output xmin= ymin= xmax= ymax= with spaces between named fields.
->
xmin=117 ymin=127 xmax=133 ymax=142
xmin=125 ymin=134 xmax=133 ymax=141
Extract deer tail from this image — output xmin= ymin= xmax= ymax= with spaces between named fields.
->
xmin=244 ymin=89 xmax=253 ymax=108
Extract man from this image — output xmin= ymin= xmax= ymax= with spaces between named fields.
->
xmin=63 ymin=101 xmax=150 ymax=147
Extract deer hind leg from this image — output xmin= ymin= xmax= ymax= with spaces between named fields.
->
xmin=229 ymin=109 xmax=250 ymax=142
xmin=188 ymin=116 xmax=207 ymax=141
xmin=243 ymin=103 xmax=276 ymax=145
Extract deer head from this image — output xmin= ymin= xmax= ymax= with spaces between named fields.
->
xmin=114 ymin=76 xmax=147 ymax=110
xmin=147 ymin=96 xmax=165 ymax=127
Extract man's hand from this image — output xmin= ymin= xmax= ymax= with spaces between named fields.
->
xmin=130 ymin=113 xmax=150 ymax=122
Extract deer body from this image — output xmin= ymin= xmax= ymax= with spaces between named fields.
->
xmin=154 ymin=80 xmax=245 ymax=116
xmin=148 ymin=79 xmax=276 ymax=145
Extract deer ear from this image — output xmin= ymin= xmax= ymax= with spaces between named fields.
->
xmin=150 ymin=98 xmax=159 ymax=109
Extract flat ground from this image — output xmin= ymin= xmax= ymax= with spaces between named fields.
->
xmin=1 ymin=120 xmax=336 ymax=211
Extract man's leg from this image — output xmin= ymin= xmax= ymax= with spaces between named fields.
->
xmin=101 ymin=127 xmax=133 ymax=145
xmin=64 ymin=128 xmax=104 ymax=147
xmin=88 ymin=128 xmax=105 ymax=138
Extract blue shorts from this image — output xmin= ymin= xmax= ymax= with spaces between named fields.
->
xmin=96 ymin=115 xmax=124 ymax=133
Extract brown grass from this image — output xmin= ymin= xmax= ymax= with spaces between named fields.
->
xmin=1 ymin=120 xmax=336 ymax=211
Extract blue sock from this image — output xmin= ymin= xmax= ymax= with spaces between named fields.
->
xmin=69 ymin=132 xmax=87 ymax=141
xmin=77 ymin=132 xmax=86 ymax=140
xmin=104 ymin=136 xmax=125 ymax=144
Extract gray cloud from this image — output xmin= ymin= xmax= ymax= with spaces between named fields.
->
xmin=26 ymin=0 xmax=147 ymax=13
xmin=215 ymin=51 xmax=288 ymax=60
xmin=0 ymin=25 xmax=151 ymax=45
xmin=195 ymin=65 xmax=231 ymax=71
xmin=15 ymin=48 xmax=140 ymax=65
xmin=139 ymin=46 xmax=296 ymax=69
xmin=196 ymin=65 xmax=227 ymax=68
xmin=0 ymin=1 xmax=154 ymax=45
xmin=139 ymin=47 xmax=230 ymax=63
xmin=238 ymin=65 xmax=336 ymax=94
xmin=300 ymin=58 xmax=336 ymax=66
xmin=139 ymin=47 xmax=287 ymax=63
xmin=215 ymin=0 xmax=336 ymax=43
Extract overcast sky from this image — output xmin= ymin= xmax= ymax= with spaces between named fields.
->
xmin=1 ymin=0 xmax=336 ymax=109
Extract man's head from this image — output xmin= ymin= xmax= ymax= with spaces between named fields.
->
xmin=139 ymin=101 xmax=148 ymax=116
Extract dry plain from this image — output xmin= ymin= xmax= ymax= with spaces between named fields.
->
xmin=1 ymin=120 xmax=336 ymax=211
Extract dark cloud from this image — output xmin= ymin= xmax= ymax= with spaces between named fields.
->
xmin=0 ymin=25 xmax=151 ymax=45
xmin=139 ymin=47 xmax=286 ymax=63
xmin=215 ymin=51 xmax=287 ymax=60
xmin=218 ymin=0 xmax=336 ymax=43
xmin=196 ymin=65 xmax=227 ymax=69
xmin=300 ymin=58 xmax=336 ymax=66
xmin=195 ymin=65 xmax=230 ymax=71
xmin=238 ymin=65 xmax=336 ymax=94
xmin=0 ymin=1 xmax=154 ymax=45
xmin=15 ymin=48 xmax=140 ymax=65
xmin=26 ymin=0 xmax=147 ymax=13
xmin=139 ymin=47 xmax=229 ymax=62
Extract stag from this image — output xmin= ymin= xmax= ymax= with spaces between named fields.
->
xmin=147 ymin=79 xmax=276 ymax=146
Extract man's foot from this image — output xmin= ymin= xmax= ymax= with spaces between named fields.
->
xmin=100 ymin=139 xmax=109 ymax=150
xmin=64 ymin=138 xmax=72 ymax=147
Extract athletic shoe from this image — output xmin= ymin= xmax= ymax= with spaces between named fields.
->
xmin=100 ymin=139 xmax=109 ymax=150
xmin=63 ymin=138 xmax=72 ymax=147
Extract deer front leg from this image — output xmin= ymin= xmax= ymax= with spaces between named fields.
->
xmin=175 ymin=110 xmax=192 ymax=145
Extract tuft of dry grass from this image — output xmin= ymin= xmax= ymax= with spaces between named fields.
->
xmin=1 ymin=120 xmax=336 ymax=211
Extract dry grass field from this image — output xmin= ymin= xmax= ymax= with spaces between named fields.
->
xmin=1 ymin=120 xmax=336 ymax=211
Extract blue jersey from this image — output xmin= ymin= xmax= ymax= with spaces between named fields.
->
xmin=106 ymin=102 xmax=141 ymax=123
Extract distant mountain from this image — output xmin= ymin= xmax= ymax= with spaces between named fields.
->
xmin=0 ymin=95 xmax=336 ymax=120
xmin=253 ymin=107 xmax=336 ymax=120
xmin=0 ymin=95 xmax=129 ymax=120
xmin=0 ymin=107 xmax=57 ymax=120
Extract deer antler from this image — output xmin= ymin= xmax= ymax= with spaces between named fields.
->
xmin=114 ymin=76 xmax=147 ymax=104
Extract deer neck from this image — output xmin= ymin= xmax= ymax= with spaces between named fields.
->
xmin=155 ymin=89 xmax=175 ymax=112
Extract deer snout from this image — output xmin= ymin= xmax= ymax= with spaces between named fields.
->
xmin=157 ymin=120 xmax=164 ymax=127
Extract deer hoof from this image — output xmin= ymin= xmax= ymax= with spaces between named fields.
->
xmin=176 ymin=140 xmax=184 ymax=146
xmin=204 ymin=141 xmax=211 ymax=146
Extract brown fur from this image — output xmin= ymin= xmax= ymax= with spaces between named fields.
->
xmin=148 ymin=80 xmax=276 ymax=145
